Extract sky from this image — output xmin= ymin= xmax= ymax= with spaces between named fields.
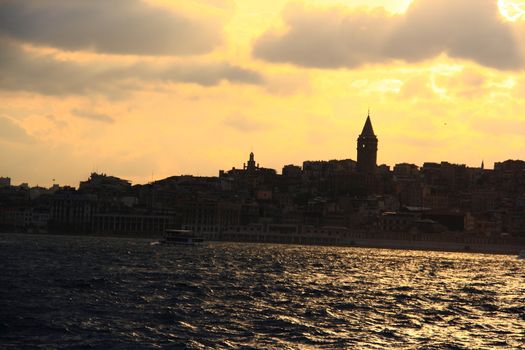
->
xmin=1 ymin=0 xmax=525 ymax=187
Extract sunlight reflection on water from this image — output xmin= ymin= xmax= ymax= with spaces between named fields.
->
xmin=1 ymin=234 xmax=524 ymax=349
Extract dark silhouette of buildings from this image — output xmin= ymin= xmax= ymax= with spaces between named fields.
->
xmin=1 ymin=112 xmax=524 ymax=251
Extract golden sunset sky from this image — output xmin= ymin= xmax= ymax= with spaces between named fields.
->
xmin=1 ymin=0 xmax=525 ymax=186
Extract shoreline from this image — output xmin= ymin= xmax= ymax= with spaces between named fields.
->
xmin=3 ymin=231 xmax=524 ymax=256
xmin=216 ymin=237 xmax=524 ymax=256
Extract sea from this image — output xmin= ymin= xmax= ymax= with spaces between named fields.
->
xmin=1 ymin=234 xmax=524 ymax=349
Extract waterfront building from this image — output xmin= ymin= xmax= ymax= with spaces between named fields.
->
xmin=49 ymin=189 xmax=97 ymax=233
xmin=91 ymin=213 xmax=172 ymax=236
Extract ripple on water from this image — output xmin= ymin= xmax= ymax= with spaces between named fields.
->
xmin=1 ymin=234 xmax=524 ymax=349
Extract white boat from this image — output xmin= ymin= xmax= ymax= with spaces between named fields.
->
xmin=160 ymin=229 xmax=204 ymax=246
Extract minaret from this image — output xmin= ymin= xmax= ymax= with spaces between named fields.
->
xmin=356 ymin=111 xmax=378 ymax=174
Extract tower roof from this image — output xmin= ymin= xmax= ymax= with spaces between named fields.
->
xmin=360 ymin=114 xmax=376 ymax=137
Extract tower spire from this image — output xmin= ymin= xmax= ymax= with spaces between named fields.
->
xmin=360 ymin=112 xmax=375 ymax=137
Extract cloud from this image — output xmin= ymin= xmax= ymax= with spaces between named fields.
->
xmin=193 ymin=0 xmax=234 ymax=10
xmin=254 ymin=4 xmax=396 ymax=69
xmin=254 ymin=0 xmax=523 ymax=70
xmin=0 ymin=0 xmax=223 ymax=56
xmin=435 ymin=68 xmax=490 ymax=98
xmin=72 ymin=109 xmax=114 ymax=124
xmin=223 ymin=115 xmax=272 ymax=132
xmin=0 ymin=39 xmax=263 ymax=96
xmin=0 ymin=116 xmax=34 ymax=143
xmin=385 ymin=0 xmax=521 ymax=69
xmin=160 ymin=63 xmax=263 ymax=86
xmin=46 ymin=115 xmax=68 ymax=129
xmin=400 ymin=76 xmax=436 ymax=99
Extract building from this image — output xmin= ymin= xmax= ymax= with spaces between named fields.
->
xmin=357 ymin=112 xmax=378 ymax=174
xmin=0 ymin=177 xmax=11 ymax=188
xmin=221 ymin=152 xmax=277 ymax=178
xmin=92 ymin=213 xmax=172 ymax=236
xmin=79 ymin=172 xmax=131 ymax=195
xmin=49 ymin=190 xmax=97 ymax=233
xmin=282 ymin=164 xmax=302 ymax=178
xmin=245 ymin=152 xmax=258 ymax=173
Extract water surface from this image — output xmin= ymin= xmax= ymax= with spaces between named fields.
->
xmin=1 ymin=234 xmax=524 ymax=349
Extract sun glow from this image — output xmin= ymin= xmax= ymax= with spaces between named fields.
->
xmin=498 ymin=0 xmax=525 ymax=21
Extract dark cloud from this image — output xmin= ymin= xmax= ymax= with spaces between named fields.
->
xmin=72 ymin=109 xmax=114 ymax=124
xmin=254 ymin=0 xmax=523 ymax=70
xmin=0 ymin=40 xmax=107 ymax=95
xmin=384 ymin=0 xmax=521 ymax=69
xmin=161 ymin=64 xmax=263 ymax=86
xmin=0 ymin=116 xmax=34 ymax=143
xmin=255 ymin=4 xmax=397 ymax=68
xmin=0 ymin=0 xmax=222 ymax=56
xmin=0 ymin=39 xmax=263 ymax=96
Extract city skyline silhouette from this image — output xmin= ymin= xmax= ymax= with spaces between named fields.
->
xmin=0 ymin=0 xmax=524 ymax=187
xmin=1 ymin=112 xmax=517 ymax=188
